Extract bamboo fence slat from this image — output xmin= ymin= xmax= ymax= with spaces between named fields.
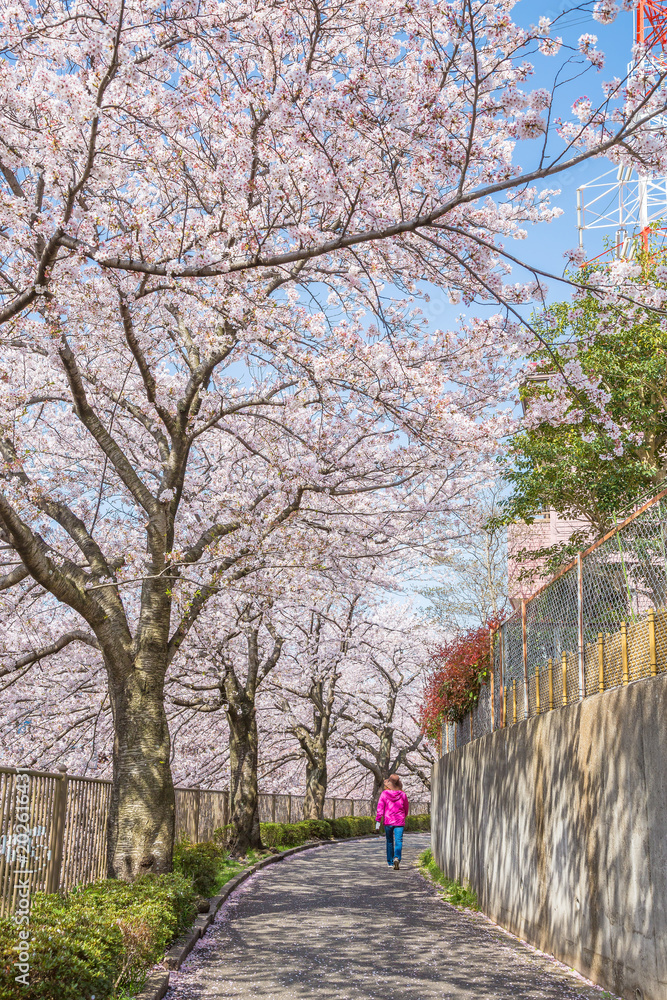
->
xmin=0 ymin=769 xmax=400 ymax=916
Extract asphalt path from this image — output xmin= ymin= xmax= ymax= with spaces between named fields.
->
xmin=166 ymin=833 xmax=613 ymax=1000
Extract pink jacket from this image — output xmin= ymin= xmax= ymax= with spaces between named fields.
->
xmin=376 ymin=789 xmax=409 ymax=827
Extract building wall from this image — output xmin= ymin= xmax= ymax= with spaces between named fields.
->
xmin=431 ymin=674 xmax=667 ymax=1000
xmin=507 ymin=510 xmax=591 ymax=608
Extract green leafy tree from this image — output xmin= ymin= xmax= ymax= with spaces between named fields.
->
xmin=501 ymin=283 xmax=667 ymax=540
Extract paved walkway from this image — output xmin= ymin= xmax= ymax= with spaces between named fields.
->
xmin=166 ymin=834 xmax=613 ymax=1000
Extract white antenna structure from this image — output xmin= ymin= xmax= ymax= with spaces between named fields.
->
xmin=576 ymin=168 xmax=667 ymax=259
xmin=576 ymin=1 xmax=667 ymax=260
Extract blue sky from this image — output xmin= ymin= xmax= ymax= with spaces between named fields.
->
xmin=420 ymin=0 xmax=638 ymax=330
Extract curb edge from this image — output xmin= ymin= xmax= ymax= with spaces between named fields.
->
xmin=139 ymin=836 xmax=375 ymax=999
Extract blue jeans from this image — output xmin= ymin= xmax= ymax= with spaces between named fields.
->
xmin=384 ymin=824 xmax=404 ymax=864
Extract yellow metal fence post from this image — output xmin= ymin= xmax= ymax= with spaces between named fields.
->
xmin=499 ymin=627 xmax=504 ymax=728
xmin=548 ymin=658 xmax=554 ymax=710
xmin=536 ymin=669 xmax=541 ymax=714
xmin=649 ymin=610 xmax=658 ymax=677
xmin=598 ymin=633 xmax=605 ymax=692
xmin=562 ymin=652 xmax=568 ymax=706
xmin=512 ymin=679 xmax=517 ymax=724
xmin=577 ymin=552 xmax=585 ymax=699
xmin=621 ymin=622 xmax=629 ymax=684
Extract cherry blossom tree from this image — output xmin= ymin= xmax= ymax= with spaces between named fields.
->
xmin=339 ymin=609 xmax=435 ymax=812
xmin=168 ymin=597 xmax=284 ymax=855
xmin=1 ymin=0 xmax=664 ymax=880
xmin=1 ymin=0 xmax=665 ymax=329
xmin=269 ymin=593 xmax=367 ymax=820
xmin=2 ymin=282 xmax=501 ymax=878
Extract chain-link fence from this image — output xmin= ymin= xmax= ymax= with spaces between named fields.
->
xmin=442 ymin=490 xmax=667 ymax=753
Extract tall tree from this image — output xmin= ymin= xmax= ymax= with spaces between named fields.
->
xmin=1 ymin=0 xmax=664 ymax=328
xmin=170 ymin=600 xmax=284 ymax=854
xmin=339 ymin=612 xmax=434 ymax=811
xmin=1 ymin=282 xmax=493 ymax=879
xmin=1 ymin=0 xmax=663 ymax=878
xmin=501 ymin=279 xmax=667 ymax=542
xmin=270 ymin=595 xmax=364 ymax=820
xmin=423 ymin=490 xmax=511 ymax=630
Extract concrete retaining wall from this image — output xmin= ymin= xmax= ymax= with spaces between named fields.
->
xmin=431 ymin=673 xmax=667 ymax=1000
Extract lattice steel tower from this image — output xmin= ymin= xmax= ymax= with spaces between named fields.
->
xmin=576 ymin=0 xmax=667 ymax=259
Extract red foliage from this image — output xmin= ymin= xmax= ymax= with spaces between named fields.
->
xmin=420 ymin=618 xmax=504 ymax=739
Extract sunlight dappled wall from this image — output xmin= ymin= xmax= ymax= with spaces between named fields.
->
xmin=432 ymin=674 xmax=667 ymax=1000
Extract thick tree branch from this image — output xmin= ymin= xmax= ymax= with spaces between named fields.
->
xmin=0 ymin=630 xmax=100 ymax=679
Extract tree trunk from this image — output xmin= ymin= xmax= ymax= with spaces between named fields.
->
xmin=369 ymin=729 xmax=393 ymax=815
xmin=227 ymin=704 xmax=262 ymax=855
xmin=106 ymin=668 xmax=175 ymax=880
xmin=370 ymin=774 xmax=386 ymax=818
xmin=303 ymin=760 xmax=327 ymax=820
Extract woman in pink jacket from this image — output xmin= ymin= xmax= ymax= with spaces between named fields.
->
xmin=375 ymin=774 xmax=409 ymax=870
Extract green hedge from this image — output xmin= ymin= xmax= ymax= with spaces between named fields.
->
xmin=173 ymin=839 xmax=227 ymax=896
xmin=260 ymin=813 xmax=431 ymax=844
xmin=259 ymin=818 xmax=333 ymax=847
xmin=260 ymin=814 xmax=378 ymax=847
xmin=405 ymin=813 xmax=431 ymax=832
xmin=302 ymin=819 xmax=334 ymax=840
xmin=0 ymin=873 xmax=197 ymax=1000
xmin=330 ymin=815 xmax=375 ymax=837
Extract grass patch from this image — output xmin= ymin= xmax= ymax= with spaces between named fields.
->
xmin=211 ymin=855 xmax=248 ymax=893
xmin=417 ymin=848 xmax=479 ymax=909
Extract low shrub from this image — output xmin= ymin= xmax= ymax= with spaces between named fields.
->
xmin=260 ymin=815 xmax=374 ymax=847
xmin=259 ymin=821 xmax=307 ymax=848
xmin=0 ymin=873 xmax=197 ymax=1000
xmin=330 ymin=817 xmax=352 ymax=838
xmin=212 ymin=823 xmax=232 ymax=847
xmin=420 ymin=619 xmax=503 ymax=734
xmin=301 ymin=818 xmax=333 ymax=839
xmin=417 ymin=848 xmax=478 ymax=909
xmin=330 ymin=815 xmax=375 ymax=837
xmin=348 ymin=816 xmax=374 ymax=835
xmin=292 ymin=821 xmax=314 ymax=843
xmin=405 ymin=813 xmax=431 ymax=832
xmin=173 ymin=839 xmax=227 ymax=896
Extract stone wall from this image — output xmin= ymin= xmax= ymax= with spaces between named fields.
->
xmin=431 ymin=673 xmax=667 ymax=1000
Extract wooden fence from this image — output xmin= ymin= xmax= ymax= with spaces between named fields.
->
xmin=0 ymin=768 xmax=430 ymax=917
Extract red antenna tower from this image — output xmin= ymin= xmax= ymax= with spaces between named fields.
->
xmin=577 ymin=0 xmax=667 ymax=261
xmin=636 ymin=0 xmax=667 ymax=51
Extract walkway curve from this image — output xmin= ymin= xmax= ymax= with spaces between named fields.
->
xmin=166 ymin=833 xmax=613 ymax=1000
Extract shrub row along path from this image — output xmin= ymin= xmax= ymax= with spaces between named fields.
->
xmin=166 ymin=833 xmax=612 ymax=1000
